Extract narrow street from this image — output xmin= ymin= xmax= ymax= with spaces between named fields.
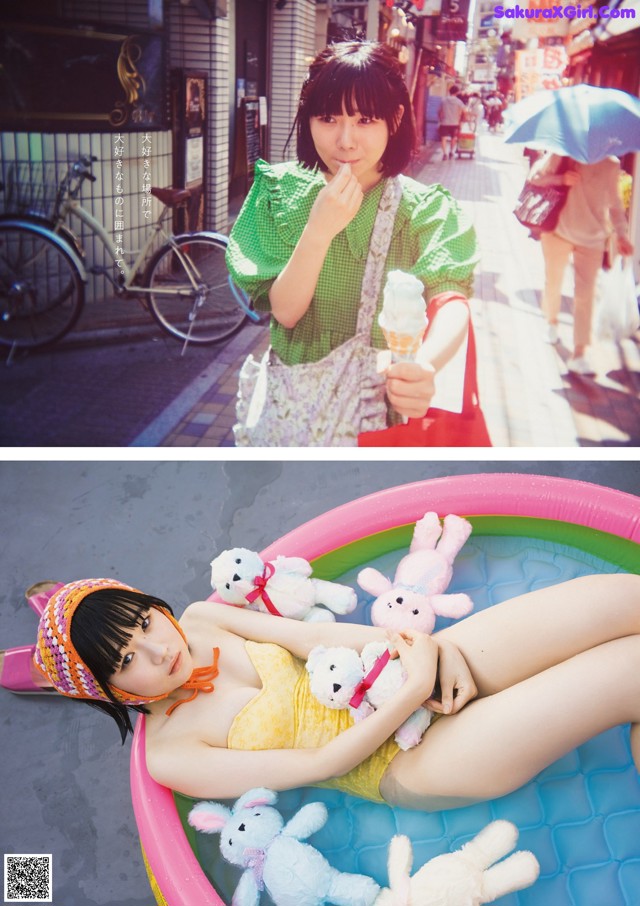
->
xmin=1 ymin=127 xmax=638 ymax=447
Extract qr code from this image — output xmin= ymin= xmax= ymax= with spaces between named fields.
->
xmin=4 ymin=854 xmax=52 ymax=903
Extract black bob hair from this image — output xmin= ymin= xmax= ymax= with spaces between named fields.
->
xmin=70 ymin=588 xmax=175 ymax=743
xmin=293 ymin=41 xmax=417 ymax=178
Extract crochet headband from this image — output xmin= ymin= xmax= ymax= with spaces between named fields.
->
xmin=33 ymin=578 xmax=218 ymax=714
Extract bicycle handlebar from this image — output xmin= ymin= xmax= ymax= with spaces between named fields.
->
xmin=72 ymin=155 xmax=98 ymax=183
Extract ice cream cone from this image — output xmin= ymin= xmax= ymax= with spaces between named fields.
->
xmin=382 ymin=327 xmax=424 ymax=361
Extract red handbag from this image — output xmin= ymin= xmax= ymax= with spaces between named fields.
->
xmin=358 ymin=310 xmax=492 ymax=448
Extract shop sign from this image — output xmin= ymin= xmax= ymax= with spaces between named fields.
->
xmin=435 ymin=0 xmax=471 ymax=39
xmin=514 ymin=44 xmax=568 ymax=99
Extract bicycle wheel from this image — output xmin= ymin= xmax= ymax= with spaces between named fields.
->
xmin=0 ymin=222 xmax=84 ymax=349
xmin=144 ymin=234 xmax=248 ymax=344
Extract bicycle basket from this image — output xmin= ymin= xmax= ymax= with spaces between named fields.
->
xmin=1 ymin=161 xmax=65 ymax=221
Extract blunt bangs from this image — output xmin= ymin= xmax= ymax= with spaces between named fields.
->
xmin=305 ymin=59 xmax=397 ymax=124
xmin=71 ymin=589 xmax=173 ymax=686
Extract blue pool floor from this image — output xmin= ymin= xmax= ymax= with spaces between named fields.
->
xmin=184 ymin=534 xmax=640 ymax=906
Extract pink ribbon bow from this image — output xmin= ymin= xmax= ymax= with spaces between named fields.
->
xmin=242 ymin=848 xmax=266 ymax=890
xmin=349 ymin=648 xmax=391 ymax=708
xmin=245 ymin=561 xmax=282 ymax=617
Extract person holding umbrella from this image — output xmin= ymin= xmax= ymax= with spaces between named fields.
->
xmin=528 ymin=151 xmax=633 ymax=374
xmin=504 ymin=84 xmax=639 ymax=375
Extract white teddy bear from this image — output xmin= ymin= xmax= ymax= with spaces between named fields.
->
xmin=210 ymin=547 xmax=357 ymax=622
xmin=305 ymin=641 xmax=432 ymax=750
xmin=375 ymin=821 xmax=540 ymax=906
xmin=358 ymin=512 xmax=474 ymax=634
xmin=188 ymin=787 xmax=380 ymax=906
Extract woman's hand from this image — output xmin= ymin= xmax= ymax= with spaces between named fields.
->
xmin=563 ymin=171 xmax=580 ymax=187
xmin=269 ymin=163 xmax=362 ymax=327
xmin=385 ymin=361 xmax=436 ymax=419
xmin=382 ymin=298 xmax=469 ymax=418
xmin=307 ymin=163 xmax=363 ymax=242
xmin=616 ymin=235 xmax=634 ymax=257
xmin=386 ymin=629 xmax=439 ymax=699
xmin=426 ymin=638 xmax=477 ymax=716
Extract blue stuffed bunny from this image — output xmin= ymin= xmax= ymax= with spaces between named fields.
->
xmin=188 ymin=787 xmax=380 ymax=906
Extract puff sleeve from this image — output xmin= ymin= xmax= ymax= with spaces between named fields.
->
xmin=226 ymin=160 xmax=323 ymax=311
xmin=404 ymin=182 xmax=479 ymax=301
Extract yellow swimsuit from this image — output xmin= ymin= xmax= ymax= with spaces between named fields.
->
xmin=227 ymin=641 xmax=400 ymax=803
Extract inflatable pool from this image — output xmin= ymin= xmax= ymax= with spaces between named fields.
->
xmin=130 ymin=474 xmax=640 ymax=906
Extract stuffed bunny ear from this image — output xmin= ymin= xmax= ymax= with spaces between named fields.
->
xmin=234 ymin=787 xmax=277 ymax=811
xmin=357 ymin=567 xmax=392 ymax=596
xmin=188 ymin=801 xmax=232 ymax=834
xmin=387 ymin=835 xmax=413 ymax=893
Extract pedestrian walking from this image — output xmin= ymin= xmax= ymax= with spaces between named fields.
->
xmin=528 ymin=152 xmax=634 ymax=374
xmin=438 ymin=85 xmax=466 ymax=160
xmin=466 ymin=93 xmax=483 ymax=123
xmin=485 ymin=93 xmax=505 ymax=132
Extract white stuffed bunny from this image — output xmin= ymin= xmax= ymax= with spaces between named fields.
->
xmin=188 ymin=787 xmax=380 ymax=906
xmin=358 ymin=512 xmax=473 ymax=634
xmin=210 ymin=547 xmax=357 ymax=622
xmin=375 ymin=821 xmax=540 ymax=906
xmin=305 ymin=641 xmax=431 ymax=750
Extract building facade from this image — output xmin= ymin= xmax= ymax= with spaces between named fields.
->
xmin=0 ymin=0 xmax=316 ymax=302
xmin=0 ymin=0 xmax=477 ymax=303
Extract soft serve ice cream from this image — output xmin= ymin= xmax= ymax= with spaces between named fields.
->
xmin=378 ymin=270 xmax=428 ymax=361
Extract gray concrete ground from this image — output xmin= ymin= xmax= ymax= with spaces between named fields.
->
xmin=1 ymin=461 xmax=639 ymax=906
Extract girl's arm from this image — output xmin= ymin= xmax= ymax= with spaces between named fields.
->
xmin=608 ymin=166 xmax=634 ymax=256
xmin=149 ymin=633 xmax=438 ymax=800
xmin=418 ymin=297 xmax=469 ymax=372
xmin=185 ymin=602 xmax=479 ymax=706
xmin=182 ymin=600 xmax=388 ymax=659
xmin=268 ymin=163 xmax=363 ymax=328
xmin=384 ymin=298 xmax=469 ymax=419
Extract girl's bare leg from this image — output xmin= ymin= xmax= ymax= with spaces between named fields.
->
xmin=436 ymin=573 xmax=640 ymax=694
xmin=382 ymin=633 xmax=640 ymax=809
xmin=380 ymin=573 xmax=640 ymax=809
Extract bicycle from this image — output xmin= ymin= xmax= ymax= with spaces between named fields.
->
xmin=0 ymin=155 xmax=259 ymax=355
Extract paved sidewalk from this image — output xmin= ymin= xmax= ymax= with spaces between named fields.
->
xmin=148 ymin=129 xmax=640 ymax=447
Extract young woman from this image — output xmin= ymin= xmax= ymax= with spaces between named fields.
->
xmin=20 ymin=573 xmax=640 ymax=809
xmin=528 ymin=152 xmax=634 ymax=375
xmin=227 ymin=41 xmax=479 ymax=446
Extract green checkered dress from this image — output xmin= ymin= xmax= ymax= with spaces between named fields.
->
xmin=226 ymin=159 xmax=479 ymax=366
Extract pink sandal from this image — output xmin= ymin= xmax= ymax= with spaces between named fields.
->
xmin=24 ymin=581 xmax=64 ymax=617
xmin=0 ymin=645 xmax=54 ymax=694
xmin=1 ymin=582 xmax=63 ymax=694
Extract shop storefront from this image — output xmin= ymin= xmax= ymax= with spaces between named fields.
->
xmin=0 ymin=0 xmax=316 ymax=303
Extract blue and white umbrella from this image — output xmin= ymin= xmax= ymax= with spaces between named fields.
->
xmin=503 ymin=84 xmax=640 ymax=164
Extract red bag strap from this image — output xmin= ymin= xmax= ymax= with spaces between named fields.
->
xmin=425 ymin=293 xmax=480 ymax=414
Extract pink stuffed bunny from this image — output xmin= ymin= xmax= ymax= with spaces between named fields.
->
xmin=358 ymin=512 xmax=473 ymax=634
